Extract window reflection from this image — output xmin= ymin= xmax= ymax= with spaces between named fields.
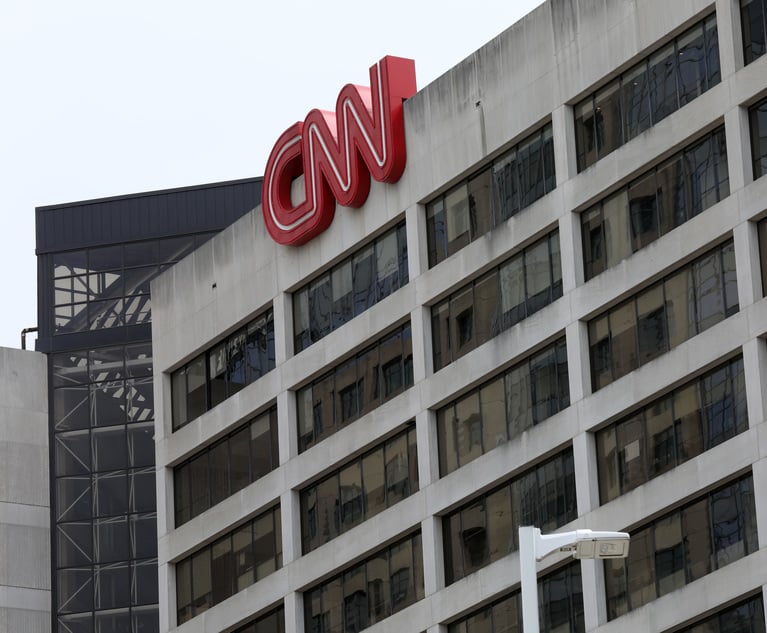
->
xmin=170 ymin=308 xmax=275 ymax=430
xmin=676 ymin=594 xmax=765 ymax=633
xmin=750 ymin=96 xmax=767 ymax=180
xmin=176 ymin=506 xmax=281 ymax=625
xmin=575 ymin=14 xmax=720 ymax=171
xmin=442 ymin=449 xmax=576 ymax=584
xmin=297 ymin=323 xmax=413 ymax=452
xmin=588 ymin=240 xmax=738 ymax=390
xmin=582 ymin=127 xmax=729 ymax=280
xmin=426 ymin=124 xmax=555 ymax=267
xmin=293 ymin=222 xmax=408 ymax=353
xmin=173 ymin=407 xmax=278 ymax=526
xmin=742 ymin=0 xmax=767 ymax=64
xmin=437 ymin=338 xmax=569 ymax=476
xmin=432 ymin=232 xmax=562 ymax=371
xmin=300 ymin=426 xmax=417 ymax=553
xmin=304 ymin=533 xmax=423 ymax=633
xmin=605 ymin=474 xmax=758 ymax=619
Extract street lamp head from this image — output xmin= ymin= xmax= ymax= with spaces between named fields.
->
xmin=526 ymin=527 xmax=631 ymax=561
xmin=566 ymin=531 xmax=630 ymax=559
xmin=519 ymin=527 xmax=630 ymax=633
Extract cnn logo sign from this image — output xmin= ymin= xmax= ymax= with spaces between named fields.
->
xmin=261 ymin=56 xmax=417 ymax=245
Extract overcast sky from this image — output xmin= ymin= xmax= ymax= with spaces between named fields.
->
xmin=0 ymin=0 xmax=546 ymax=350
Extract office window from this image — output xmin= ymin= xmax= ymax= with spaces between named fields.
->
xmin=674 ymin=594 xmax=765 ymax=633
xmin=173 ymin=407 xmax=278 ymax=526
xmin=426 ymin=124 xmax=555 ymax=267
xmin=575 ymin=14 xmax=720 ymax=171
xmin=751 ymin=96 xmax=767 ymax=180
xmin=303 ymin=532 xmax=424 ymax=632
xmin=297 ymin=323 xmax=413 ymax=452
xmin=742 ymin=0 xmax=767 ymax=64
xmin=232 ymin=605 xmax=285 ymax=633
xmin=447 ymin=562 xmax=584 ymax=633
xmin=589 ymin=240 xmax=738 ymax=391
xmin=171 ymin=308 xmax=275 ymax=430
xmin=293 ymin=222 xmax=408 ymax=353
xmin=596 ymin=356 xmax=747 ymax=503
xmin=176 ymin=505 xmax=281 ymax=625
xmin=438 ymin=338 xmax=569 ymax=476
xmin=300 ymin=426 xmax=418 ymax=553
xmin=758 ymin=218 xmax=767 ymax=296
xmin=432 ymin=232 xmax=562 ymax=371
xmin=443 ymin=449 xmax=576 ymax=585
xmin=582 ymin=127 xmax=729 ymax=279
xmin=605 ymin=474 xmax=758 ymax=619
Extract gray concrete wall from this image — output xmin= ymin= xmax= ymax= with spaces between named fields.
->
xmin=152 ymin=0 xmax=767 ymax=631
xmin=0 ymin=347 xmax=50 ymax=632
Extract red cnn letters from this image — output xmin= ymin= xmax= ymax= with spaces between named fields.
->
xmin=262 ymin=56 xmax=417 ymax=246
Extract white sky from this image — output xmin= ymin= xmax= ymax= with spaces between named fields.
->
xmin=0 ymin=0 xmax=545 ymax=350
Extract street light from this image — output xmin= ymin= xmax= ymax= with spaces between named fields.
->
xmin=518 ymin=526 xmax=630 ymax=633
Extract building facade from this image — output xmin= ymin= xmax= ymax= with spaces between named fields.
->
xmin=152 ymin=1 xmax=767 ymax=632
xmin=0 ymin=346 xmax=50 ymax=632
xmin=36 ymin=178 xmax=262 ymax=633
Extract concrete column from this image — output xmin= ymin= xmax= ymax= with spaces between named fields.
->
xmin=566 ymin=320 xmax=592 ymax=404
xmin=280 ymin=489 xmax=302 ymax=566
xmin=421 ymin=515 xmax=445 ymax=595
xmin=158 ymin=562 xmax=174 ymax=633
xmin=272 ymin=291 xmax=293 ymax=367
xmin=751 ymin=455 xmax=767 ymax=556
xmin=416 ymin=408 xmax=440 ymax=487
xmin=155 ymin=462 xmax=174 ymax=537
xmin=406 ymin=203 xmax=428 ymax=280
xmin=411 ymin=305 xmax=431 ymax=384
xmin=552 ymin=104 xmax=577 ymax=186
xmin=715 ymin=0 xmax=744 ymax=77
xmin=733 ymin=219 xmax=762 ymax=310
xmin=581 ymin=559 xmax=606 ymax=631
xmin=559 ymin=210 xmax=584 ymax=293
xmin=725 ymin=104 xmax=754 ymax=194
xmin=572 ymin=432 xmax=600 ymax=515
xmin=285 ymin=591 xmax=305 ymax=633
xmin=278 ymin=388 xmax=298 ymax=465
xmin=743 ymin=338 xmax=767 ymax=428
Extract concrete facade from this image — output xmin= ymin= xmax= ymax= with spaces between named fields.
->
xmin=0 ymin=347 xmax=50 ymax=633
xmin=152 ymin=1 xmax=767 ymax=632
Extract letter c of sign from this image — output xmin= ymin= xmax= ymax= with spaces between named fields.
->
xmin=262 ymin=56 xmax=417 ymax=246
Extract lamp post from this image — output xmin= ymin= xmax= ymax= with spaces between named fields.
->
xmin=518 ymin=527 xmax=630 ymax=633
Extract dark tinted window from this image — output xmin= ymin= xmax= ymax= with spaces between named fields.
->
xmin=742 ymin=0 xmax=767 ymax=64
xmin=173 ymin=407 xmax=278 ymax=526
xmin=589 ymin=240 xmax=738 ymax=390
xmin=426 ymin=124 xmax=555 ymax=267
xmin=437 ymin=338 xmax=569 ymax=476
xmin=605 ymin=474 xmax=758 ymax=619
xmin=297 ymin=323 xmax=413 ymax=452
xmin=750 ymin=96 xmax=767 ymax=180
xmin=575 ymin=14 xmax=720 ymax=171
xmin=432 ymin=232 xmax=562 ymax=371
xmin=176 ymin=506 xmax=281 ymax=625
xmin=443 ymin=449 xmax=576 ymax=584
xmin=583 ymin=128 xmax=729 ymax=280
xmin=300 ymin=426 xmax=418 ymax=553
xmin=293 ymin=222 xmax=408 ymax=353
xmin=597 ymin=356 xmax=747 ymax=502
xmin=171 ymin=308 xmax=275 ymax=430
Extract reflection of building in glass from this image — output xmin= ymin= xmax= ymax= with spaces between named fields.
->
xmin=36 ymin=178 xmax=261 ymax=632
xmin=151 ymin=2 xmax=767 ymax=632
